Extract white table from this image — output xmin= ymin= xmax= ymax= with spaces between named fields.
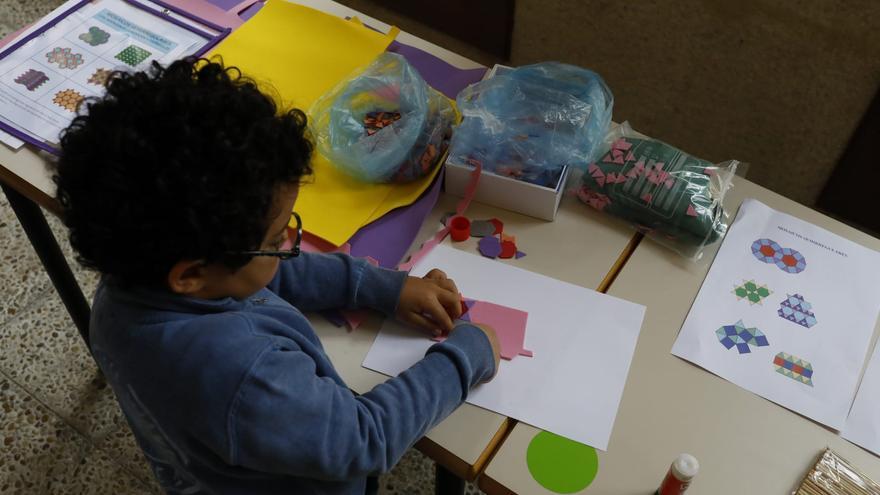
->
xmin=480 ymin=177 xmax=880 ymax=494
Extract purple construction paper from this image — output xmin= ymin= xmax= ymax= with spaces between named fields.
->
xmin=387 ymin=41 xmax=486 ymax=99
xmin=204 ymin=0 xmax=242 ymax=10
xmin=515 ymin=251 xmax=527 ymax=259
xmin=239 ymin=2 xmax=262 ymax=20
xmin=348 ymin=169 xmax=444 ymax=268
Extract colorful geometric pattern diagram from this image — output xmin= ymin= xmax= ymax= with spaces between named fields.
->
xmin=46 ymin=47 xmax=84 ymax=70
xmin=778 ymin=294 xmax=817 ymax=328
xmin=716 ymin=320 xmax=769 ymax=354
xmin=14 ymin=69 xmax=49 ymax=91
xmin=87 ymin=68 xmax=112 ymax=86
xmin=732 ymin=279 xmax=772 ymax=305
xmin=751 ymin=238 xmax=807 ymax=274
xmin=78 ymin=26 xmax=110 ymax=46
xmin=115 ymin=45 xmax=151 ymax=67
xmin=436 ymin=298 xmax=533 ymax=360
xmin=52 ymin=89 xmax=84 ymax=112
xmin=773 ymin=352 xmax=814 ymax=387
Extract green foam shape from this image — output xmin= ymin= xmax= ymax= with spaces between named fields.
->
xmin=526 ymin=431 xmax=598 ymax=493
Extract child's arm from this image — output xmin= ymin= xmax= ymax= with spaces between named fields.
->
xmin=228 ymin=323 xmax=497 ymax=479
xmin=267 ymin=252 xmax=406 ymax=313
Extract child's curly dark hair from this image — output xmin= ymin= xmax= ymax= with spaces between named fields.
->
xmin=54 ymin=58 xmax=312 ymax=286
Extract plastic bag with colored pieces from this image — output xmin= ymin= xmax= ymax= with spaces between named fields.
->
xmin=310 ymin=52 xmax=456 ymax=183
xmin=448 ymin=62 xmax=613 ymax=189
xmin=576 ymin=122 xmax=740 ymax=260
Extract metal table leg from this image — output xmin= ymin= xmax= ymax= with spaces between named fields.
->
xmin=1 ymin=182 xmax=90 ymax=348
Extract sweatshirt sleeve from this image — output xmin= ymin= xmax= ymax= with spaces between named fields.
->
xmin=266 ymin=252 xmax=408 ymax=314
xmin=229 ymin=324 xmax=495 ymax=479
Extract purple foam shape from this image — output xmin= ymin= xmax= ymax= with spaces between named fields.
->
xmin=478 ymin=236 xmax=502 ymax=258
xmin=515 ymin=251 xmax=526 ymax=259
xmin=387 ymin=41 xmax=487 ymax=99
xmin=348 ymin=170 xmax=443 ymax=268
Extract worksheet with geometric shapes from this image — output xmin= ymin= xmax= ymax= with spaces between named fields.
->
xmin=363 ymin=244 xmax=646 ymax=450
xmin=672 ymin=199 xmax=880 ymax=430
xmin=0 ymin=0 xmax=220 ymax=151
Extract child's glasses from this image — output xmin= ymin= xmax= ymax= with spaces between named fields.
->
xmin=239 ymin=212 xmax=302 ymax=260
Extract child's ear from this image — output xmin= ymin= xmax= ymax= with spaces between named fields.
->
xmin=167 ymin=260 xmax=208 ymax=294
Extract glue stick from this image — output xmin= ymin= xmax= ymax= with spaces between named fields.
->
xmin=655 ymin=453 xmax=699 ymax=495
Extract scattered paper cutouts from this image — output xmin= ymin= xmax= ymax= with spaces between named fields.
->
xmin=751 ymin=238 xmax=807 ymax=274
xmin=774 ymin=352 xmax=814 ymax=387
xmin=14 ymin=69 xmax=49 ymax=91
xmin=46 ymin=47 xmax=84 ymax=69
xmin=732 ymin=279 xmax=772 ymax=305
xmin=435 ymin=298 xmax=532 ymax=360
xmin=715 ymin=320 xmax=769 ymax=354
xmin=78 ymin=26 xmax=110 ymax=46
xmin=478 ymin=236 xmax=502 ymax=258
xmin=115 ymin=45 xmax=152 ymax=67
xmin=778 ymin=294 xmax=817 ymax=328
xmin=52 ymin=89 xmax=84 ymax=112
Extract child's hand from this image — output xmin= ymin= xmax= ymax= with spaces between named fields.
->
xmin=397 ymin=269 xmax=462 ymax=336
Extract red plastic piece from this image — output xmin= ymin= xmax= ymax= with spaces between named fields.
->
xmin=499 ymin=240 xmax=517 ymax=259
xmin=449 ymin=216 xmax=471 ymax=242
xmin=489 ymin=218 xmax=504 ymax=235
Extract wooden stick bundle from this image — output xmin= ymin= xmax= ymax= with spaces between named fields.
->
xmin=795 ymin=449 xmax=880 ymax=495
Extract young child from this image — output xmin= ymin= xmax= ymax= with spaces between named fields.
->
xmin=54 ymin=59 xmax=500 ymax=494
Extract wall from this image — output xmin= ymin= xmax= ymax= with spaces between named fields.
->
xmin=338 ymin=0 xmax=880 ymax=206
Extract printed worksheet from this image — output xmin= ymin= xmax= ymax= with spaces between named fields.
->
xmin=0 ymin=0 xmax=208 ymax=146
xmin=672 ymin=199 xmax=880 ymax=430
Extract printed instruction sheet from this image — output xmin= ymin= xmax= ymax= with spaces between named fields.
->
xmin=0 ymin=0 xmax=207 ymax=146
xmin=672 ymin=199 xmax=880 ymax=430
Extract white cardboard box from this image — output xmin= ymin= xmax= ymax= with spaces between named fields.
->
xmin=444 ymin=163 xmax=570 ymax=221
xmin=444 ymin=63 xmax=569 ymax=221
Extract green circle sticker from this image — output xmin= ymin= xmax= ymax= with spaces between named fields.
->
xmin=526 ymin=431 xmax=599 ymax=493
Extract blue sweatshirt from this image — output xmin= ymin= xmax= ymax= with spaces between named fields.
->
xmin=90 ymin=253 xmax=496 ymax=495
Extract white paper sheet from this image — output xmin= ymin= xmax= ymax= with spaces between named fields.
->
xmin=672 ymin=199 xmax=880 ymax=430
xmin=362 ymin=244 xmax=645 ymax=450
xmin=843 ymin=342 xmax=880 ymax=455
xmin=0 ymin=0 xmax=206 ymax=146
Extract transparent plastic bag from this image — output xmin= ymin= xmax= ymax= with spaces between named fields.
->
xmin=448 ymin=62 xmax=613 ymax=188
xmin=575 ymin=122 xmax=740 ymax=260
xmin=310 ymin=52 xmax=455 ymax=183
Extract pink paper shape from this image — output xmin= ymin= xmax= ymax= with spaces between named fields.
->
xmin=642 ymin=193 xmax=653 ymax=203
xmin=588 ymin=163 xmax=606 ymax=187
xmin=434 ymin=299 xmax=532 ymax=360
xmin=611 ymin=138 xmax=632 ymax=151
xmin=686 ymin=204 xmax=698 ymax=217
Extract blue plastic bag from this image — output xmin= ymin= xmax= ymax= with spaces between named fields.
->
xmin=448 ymin=62 xmax=613 ymax=188
xmin=310 ymin=53 xmax=455 ymax=183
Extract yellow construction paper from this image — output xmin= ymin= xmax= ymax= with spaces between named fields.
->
xmin=211 ymin=1 xmax=439 ymax=246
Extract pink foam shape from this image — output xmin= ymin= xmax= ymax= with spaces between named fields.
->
xmin=435 ymin=299 xmax=531 ymax=360
xmin=601 ymin=153 xmax=614 ymax=163
xmin=625 ymin=151 xmax=635 ymax=162
xmin=611 ymin=138 xmax=632 ymax=151
xmin=665 ymin=178 xmax=674 ymax=189
xmin=686 ymin=205 xmax=698 ymax=217
xmin=642 ymin=193 xmax=653 ymax=203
